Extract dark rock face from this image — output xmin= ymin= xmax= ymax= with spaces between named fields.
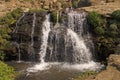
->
xmin=11 ymin=12 xmax=47 ymax=61
xmin=45 ymin=25 xmax=68 ymax=62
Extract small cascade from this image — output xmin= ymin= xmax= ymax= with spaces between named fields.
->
xmin=54 ymin=11 xmax=60 ymax=28
xmin=17 ymin=43 xmax=21 ymax=63
xmin=65 ymin=11 xmax=92 ymax=63
xmin=56 ymin=11 xmax=59 ymax=24
xmin=28 ymin=13 xmax=36 ymax=61
xmin=13 ymin=13 xmax=25 ymax=33
xmin=68 ymin=11 xmax=86 ymax=34
xmin=66 ymin=29 xmax=92 ymax=63
xmin=31 ymin=13 xmax=36 ymax=47
xmin=39 ymin=14 xmax=51 ymax=63
xmin=27 ymin=14 xmax=51 ymax=72
xmin=13 ymin=13 xmax=25 ymax=62
xmin=22 ymin=11 xmax=103 ymax=72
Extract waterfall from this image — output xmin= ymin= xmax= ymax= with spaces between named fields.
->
xmin=67 ymin=29 xmax=92 ymax=63
xmin=31 ymin=13 xmax=36 ymax=47
xmin=13 ymin=13 xmax=25 ymax=62
xmin=28 ymin=13 xmax=36 ymax=61
xmin=66 ymin=11 xmax=92 ymax=63
xmin=57 ymin=11 xmax=59 ymax=24
xmin=26 ymin=11 xmax=103 ymax=72
xmin=39 ymin=14 xmax=51 ymax=63
xmin=13 ymin=13 xmax=25 ymax=33
xmin=68 ymin=11 xmax=86 ymax=34
xmin=17 ymin=43 xmax=21 ymax=62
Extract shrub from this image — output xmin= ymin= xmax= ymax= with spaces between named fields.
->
xmin=61 ymin=3 xmax=68 ymax=8
xmin=73 ymin=1 xmax=78 ymax=8
xmin=109 ymin=23 xmax=118 ymax=31
xmin=0 ymin=8 xmax=23 ymax=60
xmin=0 ymin=8 xmax=23 ymax=25
xmin=0 ymin=61 xmax=15 ymax=80
xmin=111 ymin=10 xmax=120 ymax=21
xmin=87 ymin=12 xmax=102 ymax=29
xmin=107 ymin=23 xmax=118 ymax=37
xmin=0 ymin=51 xmax=5 ymax=61
xmin=94 ymin=27 xmax=105 ymax=35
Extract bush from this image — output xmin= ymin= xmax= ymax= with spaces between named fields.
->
xmin=73 ymin=1 xmax=78 ymax=8
xmin=0 ymin=8 xmax=23 ymax=60
xmin=94 ymin=27 xmax=105 ymax=35
xmin=61 ymin=3 xmax=68 ymax=8
xmin=111 ymin=10 xmax=120 ymax=21
xmin=87 ymin=12 xmax=102 ymax=28
xmin=109 ymin=23 xmax=118 ymax=31
xmin=0 ymin=8 xmax=23 ymax=25
xmin=0 ymin=51 xmax=5 ymax=61
xmin=107 ymin=23 xmax=118 ymax=37
xmin=0 ymin=61 xmax=15 ymax=80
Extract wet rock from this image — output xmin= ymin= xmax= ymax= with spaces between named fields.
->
xmin=11 ymin=11 xmax=47 ymax=61
xmin=93 ymin=54 xmax=120 ymax=80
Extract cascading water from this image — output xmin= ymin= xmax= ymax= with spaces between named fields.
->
xmin=17 ymin=43 xmax=21 ymax=63
xmin=66 ymin=11 xmax=92 ymax=63
xmin=13 ymin=13 xmax=25 ymax=33
xmin=27 ymin=11 xmax=103 ymax=72
xmin=66 ymin=29 xmax=92 ymax=63
xmin=31 ymin=13 xmax=36 ymax=47
xmin=13 ymin=13 xmax=25 ymax=62
xmin=28 ymin=13 xmax=36 ymax=61
xmin=39 ymin=14 xmax=51 ymax=63
xmin=27 ymin=14 xmax=51 ymax=72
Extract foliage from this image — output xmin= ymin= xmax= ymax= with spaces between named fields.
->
xmin=0 ymin=8 xmax=23 ymax=25
xmin=50 ymin=11 xmax=61 ymax=23
xmin=61 ymin=3 xmax=68 ymax=8
xmin=0 ymin=51 xmax=5 ymax=61
xmin=0 ymin=61 xmax=15 ymax=80
xmin=109 ymin=23 xmax=118 ymax=31
xmin=75 ymin=71 xmax=98 ymax=80
xmin=29 ymin=8 xmax=47 ymax=13
xmin=111 ymin=10 xmax=120 ymax=21
xmin=87 ymin=11 xmax=102 ymax=28
xmin=72 ymin=1 xmax=78 ymax=8
xmin=107 ymin=23 xmax=119 ymax=38
xmin=0 ymin=8 xmax=23 ymax=60
xmin=94 ymin=27 xmax=105 ymax=35
xmin=0 ymin=26 xmax=11 ymax=51
xmin=87 ymin=12 xmax=105 ymax=36
xmin=87 ymin=11 xmax=120 ymax=61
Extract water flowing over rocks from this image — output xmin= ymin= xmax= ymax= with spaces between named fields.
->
xmin=12 ymin=12 xmax=47 ymax=61
xmin=11 ymin=10 xmax=104 ymax=72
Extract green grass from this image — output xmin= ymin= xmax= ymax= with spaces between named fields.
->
xmin=0 ymin=61 xmax=15 ymax=80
